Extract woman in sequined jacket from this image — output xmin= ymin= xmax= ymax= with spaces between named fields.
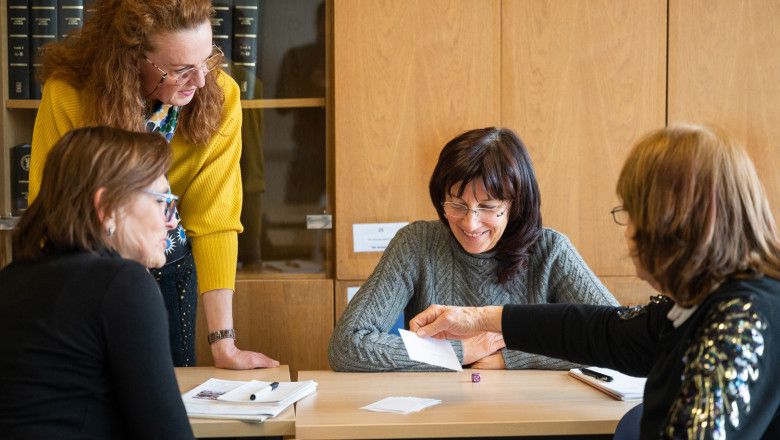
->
xmin=409 ymin=124 xmax=780 ymax=439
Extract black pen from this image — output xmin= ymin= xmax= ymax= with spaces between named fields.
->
xmin=250 ymin=382 xmax=279 ymax=400
xmin=581 ymin=368 xmax=613 ymax=382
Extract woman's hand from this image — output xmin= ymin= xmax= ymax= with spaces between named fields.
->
xmin=202 ymin=289 xmax=279 ymax=370
xmin=461 ymin=331 xmax=506 ymax=365
xmin=210 ymin=338 xmax=279 ymax=370
xmin=409 ymin=304 xmax=504 ymax=339
xmin=470 ymin=351 xmax=506 ymax=370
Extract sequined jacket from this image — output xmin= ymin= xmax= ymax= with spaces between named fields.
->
xmin=502 ymin=276 xmax=780 ymax=439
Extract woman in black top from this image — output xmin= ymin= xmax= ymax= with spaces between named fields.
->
xmin=0 ymin=126 xmax=194 ymax=439
xmin=410 ymin=124 xmax=780 ymax=439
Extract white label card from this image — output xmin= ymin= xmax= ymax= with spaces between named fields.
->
xmin=352 ymin=222 xmax=408 ymax=252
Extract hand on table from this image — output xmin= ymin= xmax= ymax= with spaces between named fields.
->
xmin=461 ymin=331 xmax=506 ymax=366
xmin=211 ymin=338 xmax=279 ymax=370
xmin=470 ymin=351 xmax=506 ymax=370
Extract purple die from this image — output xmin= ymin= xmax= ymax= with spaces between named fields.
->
xmin=471 ymin=372 xmax=481 ymax=383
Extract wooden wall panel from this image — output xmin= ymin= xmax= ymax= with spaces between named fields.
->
xmin=334 ymin=0 xmax=501 ymax=280
xmin=668 ymin=0 xmax=780 ymax=219
xmin=196 ymin=279 xmax=334 ymax=379
xmin=502 ymin=0 xmax=667 ymax=278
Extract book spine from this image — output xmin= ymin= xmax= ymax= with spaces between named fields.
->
xmin=7 ymin=0 xmax=31 ymax=99
xmin=29 ymin=0 xmax=58 ymax=99
xmin=232 ymin=0 xmax=259 ymax=99
xmin=10 ymin=144 xmax=32 ymax=216
xmin=211 ymin=0 xmax=232 ymax=75
xmin=58 ymin=0 xmax=84 ymax=40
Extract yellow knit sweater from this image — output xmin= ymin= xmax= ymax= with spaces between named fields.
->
xmin=29 ymin=73 xmax=244 ymax=294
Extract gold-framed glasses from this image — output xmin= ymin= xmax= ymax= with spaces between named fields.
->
xmin=611 ymin=206 xmax=628 ymax=226
xmin=441 ymin=201 xmax=508 ymax=220
xmin=143 ymin=189 xmax=179 ymax=222
xmin=143 ymin=44 xmax=224 ymax=86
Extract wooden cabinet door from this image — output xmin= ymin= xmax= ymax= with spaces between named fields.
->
xmin=668 ymin=0 xmax=780 ymax=219
xmin=333 ymin=0 xmax=502 ymax=280
xmin=196 ymin=279 xmax=334 ymax=378
xmin=501 ymin=0 xmax=667 ymax=304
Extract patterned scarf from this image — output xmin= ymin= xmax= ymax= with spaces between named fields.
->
xmin=145 ymin=102 xmax=188 ymax=262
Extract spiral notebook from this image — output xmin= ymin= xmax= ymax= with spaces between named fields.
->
xmin=568 ymin=367 xmax=646 ymax=401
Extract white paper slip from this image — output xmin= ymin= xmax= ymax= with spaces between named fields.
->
xmin=398 ymin=329 xmax=463 ymax=371
xmin=361 ymin=397 xmax=442 ymax=414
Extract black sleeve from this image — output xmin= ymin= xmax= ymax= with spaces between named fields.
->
xmin=100 ymin=264 xmax=195 ymax=440
xmin=502 ymin=301 xmax=669 ymax=377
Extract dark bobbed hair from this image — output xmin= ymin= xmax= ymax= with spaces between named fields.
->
xmin=38 ymin=0 xmax=223 ymax=146
xmin=13 ymin=126 xmax=172 ymax=260
xmin=617 ymin=123 xmax=780 ymax=306
xmin=429 ymin=127 xmax=542 ymax=285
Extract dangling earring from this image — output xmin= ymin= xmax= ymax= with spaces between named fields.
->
xmin=107 ymin=227 xmax=115 ymax=237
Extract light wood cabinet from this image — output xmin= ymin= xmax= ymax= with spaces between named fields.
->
xmin=502 ymin=0 xmax=667 ymax=304
xmin=668 ymin=0 xmax=780 ymax=221
xmin=333 ymin=0 xmax=502 ymax=280
xmin=195 ymin=278 xmax=334 ymax=379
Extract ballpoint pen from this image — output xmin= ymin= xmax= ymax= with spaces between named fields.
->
xmin=250 ymin=382 xmax=279 ymax=400
xmin=581 ymin=368 xmax=613 ymax=382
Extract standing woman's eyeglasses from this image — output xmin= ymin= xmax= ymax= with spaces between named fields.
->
xmin=143 ymin=189 xmax=179 ymax=222
xmin=142 ymin=44 xmax=224 ymax=97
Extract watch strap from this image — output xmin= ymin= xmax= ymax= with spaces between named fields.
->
xmin=207 ymin=328 xmax=236 ymax=345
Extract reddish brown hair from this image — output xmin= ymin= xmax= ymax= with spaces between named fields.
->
xmin=38 ymin=0 xmax=223 ymax=145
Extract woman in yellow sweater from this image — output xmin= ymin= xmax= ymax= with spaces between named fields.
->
xmin=29 ymin=0 xmax=278 ymax=370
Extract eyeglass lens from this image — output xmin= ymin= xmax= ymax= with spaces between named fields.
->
xmin=175 ymin=48 xmax=223 ymax=83
xmin=611 ymin=206 xmax=628 ymax=225
xmin=442 ymin=202 xmax=504 ymax=219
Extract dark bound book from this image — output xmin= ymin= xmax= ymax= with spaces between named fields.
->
xmin=30 ymin=0 xmax=58 ymax=99
xmin=58 ymin=0 xmax=84 ymax=40
xmin=7 ymin=0 xmax=31 ymax=99
xmin=232 ymin=0 xmax=262 ymax=99
xmin=211 ymin=0 xmax=232 ymax=74
xmin=10 ymin=144 xmax=32 ymax=216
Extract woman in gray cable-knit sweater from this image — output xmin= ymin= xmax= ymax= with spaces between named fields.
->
xmin=328 ymin=127 xmax=619 ymax=372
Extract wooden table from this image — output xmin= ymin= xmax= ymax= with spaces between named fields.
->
xmin=175 ymin=366 xmax=295 ymax=438
xmin=295 ymin=370 xmax=639 ymax=439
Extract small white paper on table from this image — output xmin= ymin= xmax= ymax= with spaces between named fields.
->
xmin=398 ymin=329 xmax=463 ymax=371
xmin=361 ymin=397 xmax=442 ymax=414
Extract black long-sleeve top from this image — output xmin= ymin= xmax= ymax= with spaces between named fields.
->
xmin=0 ymin=249 xmax=194 ymax=439
xmin=502 ymin=276 xmax=780 ymax=439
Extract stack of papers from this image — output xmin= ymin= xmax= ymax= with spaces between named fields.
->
xmin=361 ymin=397 xmax=442 ymax=414
xmin=568 ymin=367 xmax=646 ymax=401
xmin=182 ymin=378 xmax=317 ymax=422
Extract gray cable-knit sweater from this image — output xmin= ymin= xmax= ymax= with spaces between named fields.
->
xmin=328 ymin=220 xmax=620 ymax=372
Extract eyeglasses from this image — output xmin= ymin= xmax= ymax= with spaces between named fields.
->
xmin=441 ymin=201 xmax=509 ymax=220
xmin=143 ymin=44 xmax=224 ymax=86
xmin=611 ymin=206 xmax=628 ymax=226
xmin=143 ymin=189 xmax=179 ymax=222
